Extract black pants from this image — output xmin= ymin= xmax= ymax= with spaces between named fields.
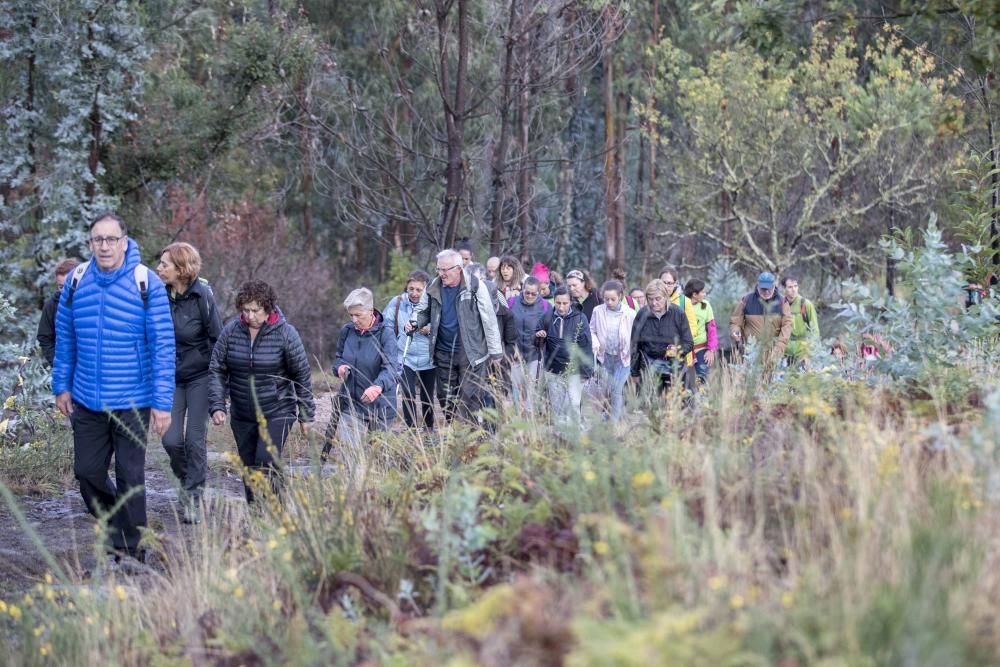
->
xmin=71 ymin=403 xmax=149 ymax=552
xmin=434 ymin=346 xmax=491 ymax=427
xmin=402 ymin=366 xmax=436 ymax=430
xmin=161 ymin=374 xmax=210 ymax=503
xmin=230 ymin=415 xmax=296 ymax=503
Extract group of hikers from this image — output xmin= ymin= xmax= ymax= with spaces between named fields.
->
xmin=38 ymin=213 xmax=823 ymax=563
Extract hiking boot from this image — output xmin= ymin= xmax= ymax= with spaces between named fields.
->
xmin=181 ymin=504 xmax=202 ymax=525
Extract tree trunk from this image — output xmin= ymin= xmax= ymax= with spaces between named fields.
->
xmin=614 ymin=90 xmax=627 ymax=275
xmin=603 ymin=30 xmax=618 ymax=274
xmin=516 ymin=35 xmax=533 ymax=263
xmin=437 ymin=0 xmax=469 ymax=249
xmin=84 ymin=21 xmax=101 ymax=207
xmin=984 ymin=76 xmax=999 ymax=282
xmin=489 ymin=0 xmax=519 ymax=256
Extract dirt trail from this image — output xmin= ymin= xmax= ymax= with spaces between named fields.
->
xmin=0 ymin=391 xmax=339 ymax=596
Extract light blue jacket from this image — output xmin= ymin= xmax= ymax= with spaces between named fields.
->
xmin=53 ymin=239 xmax=176 ymax=412
xmin=383 ymin=294 xmax=434 ymax=371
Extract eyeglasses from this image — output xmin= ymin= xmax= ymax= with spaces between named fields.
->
xmin=436 ymin=265 xmax=461 ymax=274
xmin=90 ymin=236 xmax=124 ymax=247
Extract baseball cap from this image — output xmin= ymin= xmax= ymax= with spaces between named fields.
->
xmin=757 ymin=272 xmax=776 ymax=289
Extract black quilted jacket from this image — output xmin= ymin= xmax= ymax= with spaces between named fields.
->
xmin=208 ymin=309 xmax=315 ymax=423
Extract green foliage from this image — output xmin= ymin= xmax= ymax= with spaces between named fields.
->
xmin=641 ymin=25 xmax=963 ymax=274
xmin=947 ymin=151 xmax=1000 ymax=286
xmin=837 ymin=218 xmax=1000 ymax=399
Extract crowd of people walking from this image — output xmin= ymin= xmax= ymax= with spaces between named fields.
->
xmin=38 ymin=213 xmax=824 ymax=562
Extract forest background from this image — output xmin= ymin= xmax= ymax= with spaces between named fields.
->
xmin=1 ymin=0 xmax=999 ymax=360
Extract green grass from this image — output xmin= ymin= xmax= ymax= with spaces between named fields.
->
xmin=1 ymin=355 xmax=999 ymax=666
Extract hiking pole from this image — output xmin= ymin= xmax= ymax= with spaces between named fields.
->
xmin=401 ymin=325 xmax=415 ymax=362
xmin=535 ymin=335 xmax=544 ymax=382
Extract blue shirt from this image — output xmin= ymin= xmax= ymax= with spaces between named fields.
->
xmin=437 ymin=285 xmax=461 ymax=353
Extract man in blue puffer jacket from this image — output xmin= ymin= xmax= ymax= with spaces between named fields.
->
xmin=53 ymin=212 xmax=175 ymax=561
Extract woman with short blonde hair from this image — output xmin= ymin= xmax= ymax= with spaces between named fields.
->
xmin=155 ymin=241 xmax=221 ymax=522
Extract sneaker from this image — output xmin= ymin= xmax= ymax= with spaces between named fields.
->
xmin=181 ymin=504 xmax=202 ymax=525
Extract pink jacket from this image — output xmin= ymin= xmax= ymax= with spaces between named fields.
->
xmin=589 ymin=304 xmax=636 ymax=366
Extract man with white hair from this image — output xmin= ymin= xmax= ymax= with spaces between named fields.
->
xmin=406 ymin=249 xmax=503 ymax=426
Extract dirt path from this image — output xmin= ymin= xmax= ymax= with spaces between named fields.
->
xmin=0 ymin=391 xmax=339 ymax=596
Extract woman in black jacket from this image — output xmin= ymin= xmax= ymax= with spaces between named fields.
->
xmin=331 ymin=287 xmax=399 ymax=434
xmin=157 ymin=242 xmax=222 ymax=522
xmin=209 ymin=280 xmax=315 ymax=503
xmin=629 ymin=279 xmax=694 ymax=395
xmin=537 ymin=287 xmax=593 ymax=425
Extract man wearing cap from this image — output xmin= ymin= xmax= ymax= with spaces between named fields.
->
xmin=729 ymin=271 xmax=793 ymax=367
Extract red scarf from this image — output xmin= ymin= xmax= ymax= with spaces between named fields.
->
xmin=355 ymin=310 xmax=381 ymax=335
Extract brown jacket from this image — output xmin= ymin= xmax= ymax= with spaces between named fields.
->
xmin=730 ymin=291 xmax=793 ymax=361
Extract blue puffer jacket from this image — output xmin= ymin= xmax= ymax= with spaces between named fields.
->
xmin=383 ymin=294 xmax=433 ymax=371
xmin=52 ymin=239 xmax=176 ymax=412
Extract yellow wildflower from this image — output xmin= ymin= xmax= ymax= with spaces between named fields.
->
xmin=632 ymin=470 xmax=655 ymax=489
xmin=40 ymin=644 xmax=51 ymax=657
xmin=593 ymin=541 xmax=610 ymax=556
xmin=8 ymin=604 xmax=21 ymax=620
xmin=0 ymin=600 xmax=6 ymax=613
xmin=266 ymin=538 xmax=279 ymax=551
xmin=234 ymin=587 xmax=245 ymax=599
xmin=729 ymin=594 xmax=745 ymax=609
xmin=781 ymin=592 xmax=795 ymax=609
xmin=44 ymin=573 xmax=53 ymax=585
xmin=114 ymin=586 xmax=127 ymax=602
xmin=707 ymin=575 xmax=727 ymax=591
xmin=583 ymin=470 xmax=597 ymax=483
xmin=3 ymin=396 xmax=14 ymax=410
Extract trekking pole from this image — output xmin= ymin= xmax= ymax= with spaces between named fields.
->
xmin=401 ymin=325 xmax=415 ymax=363
xmin=534 ymin=336 xmax=544 ymax=382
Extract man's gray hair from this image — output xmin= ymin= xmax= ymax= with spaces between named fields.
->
xmin=343 ymin=287 xmax=374 ymax=311
xmin=436 ymin=248 xmax=463 ymax=266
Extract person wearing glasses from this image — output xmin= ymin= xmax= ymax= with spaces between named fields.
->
xmin=208 ymin=280 xmax=315 ymax=503
xmin=405 ymin=249 xmax=503 ymax=427
xmin=156 ymin=242 xmax=223 ymax=524
xmin=52 ymin=212 xmax=176 ymax=563
xmin=659 ymin=267 xmax=700 ymax=391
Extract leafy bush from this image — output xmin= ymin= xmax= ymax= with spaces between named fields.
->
xmin=837 ymin=218 xmax=1000 ymax=401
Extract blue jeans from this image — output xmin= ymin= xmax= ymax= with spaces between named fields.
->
xmin=694 ymin=349 xmax=710 ymax=384
xmin=600 ymin=355 xmax=631 ymax=419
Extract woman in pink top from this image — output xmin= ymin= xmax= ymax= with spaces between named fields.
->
xmin=589 ymin=279 xmax=636 ymax=419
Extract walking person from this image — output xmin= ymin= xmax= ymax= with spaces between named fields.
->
xmin=565 ymin=269 xmax=601 ymax=320
xmin=630 ymin=279 xmax=694 ymax=396
xmin=730 ymin=272 xmax=793 ymax=368
xmin=209 ymin=280 xmax=315 ymax=503
xmin=406 ymin=250 xmax=504 ymax=428
xmin=659 ymin=267 xmax=700 ymax=390
xmin=590 ymin=280 xmax=636 ymax=419
xmin=37 ymin=258 xmax=80 ymax=367
xmin=781 ymin=275 xmax=820 ymax=370
xmin=537 ymin=287 xmax=593 ymax=426
xmin=53 ymin=212 xmax=175 ymax=561
xmin=156 ymin=242 xmax=222 ymax=523
xmin=383 ymin=271 xmax=435 ymax=431
xmin=496 ymin=255 xmax=526 ymax=301
xmin=332 ymin=288 xmax=399 ymax=434
xmin=508 ymin=276 xmax=550 ymax=413
xmin=684 ymin=279 xmax=718 ymax=384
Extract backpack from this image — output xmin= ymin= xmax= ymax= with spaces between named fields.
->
xmin=195 ymin=278 xmax=215 ymax=336
xmin=65 ymin=260 xmax=149 ymax=309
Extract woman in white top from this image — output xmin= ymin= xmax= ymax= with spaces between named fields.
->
xmin=589 ymin=280 xmax=636 ymax=419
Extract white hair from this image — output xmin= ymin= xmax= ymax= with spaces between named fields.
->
xmin=343 ymin=287 xmax=373 ymax=311
xmin=436 ymin=249 xmax=463 ymax=266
